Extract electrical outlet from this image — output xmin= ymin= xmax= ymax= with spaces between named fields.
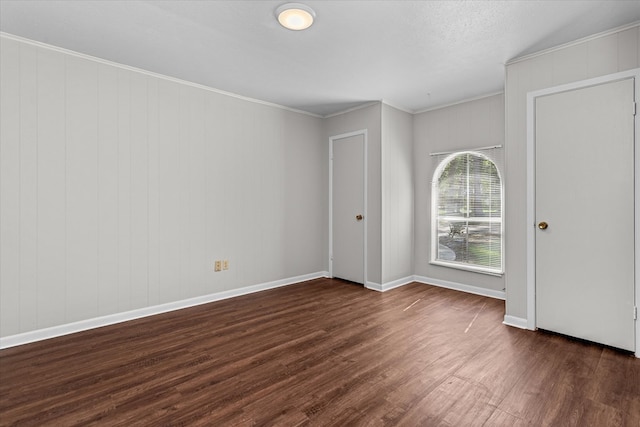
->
xmin=222 ymin=260 xmax=229 ymax=270
xmin=214 ymin=260 xmax=222 ymax=272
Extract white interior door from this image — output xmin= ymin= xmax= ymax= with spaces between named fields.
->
xmin=331 ymin=133 xmax=365 ymax=284
xmin=535 ymin=78 xmax=635 ymax=351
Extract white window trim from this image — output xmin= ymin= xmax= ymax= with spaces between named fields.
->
xmin=430 ymin=260 xmax=504 ymax=276
xmin=430 ymin=150 xmax=504 ymax=276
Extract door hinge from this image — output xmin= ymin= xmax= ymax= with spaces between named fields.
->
xmin=633 ymin=102 xmax=637 ymax=116
xmin=634 ymin=306 xmax=638 ymax=320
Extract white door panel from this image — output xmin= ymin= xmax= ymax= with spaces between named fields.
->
xmin=332 ymin=134 xmax=365 ymax=284
xmin=535 ymin=78 xmax=635 ymax=351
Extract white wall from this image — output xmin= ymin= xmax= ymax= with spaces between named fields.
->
xmin=4 ymin=24 xmax=636 ymax=343
xmin=323 ymin=103 xmax=415 ymax=289
xmin=413 ymin=94 xmax=505 ymax=293
xmin=0 ymin=35 xmax=326 ymax=338
xmin=323 ymin=103 xmax=383 ymax=286
xmin=381 ymin=104 xmax=414 ymax=284
xmin=504 ymin=25 xmax=640 ymax=321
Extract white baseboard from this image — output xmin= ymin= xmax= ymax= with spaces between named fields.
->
xmin=367 ymin=275 xmax=505 ymax=299
xmin=0 ymin=271 xmax=329 ymax=350
xmin=365 ymin=276 xmax=414 ymax=292
xmin=503 ymin=315 xmax=530 ymax=329
xmin=381 ymin=276 xmax=415 ymax=291
xmin=413 ymin=275 xmax=506 ymax=300
xmin=365 ymin=281 xmax=383 ymax=291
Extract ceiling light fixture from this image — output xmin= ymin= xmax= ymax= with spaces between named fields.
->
xmin=276 ymin=3 xmax=316 ymax=31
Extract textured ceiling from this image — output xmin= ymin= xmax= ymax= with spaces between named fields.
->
xmin=1 ymin=1 xmax=639 ymax=116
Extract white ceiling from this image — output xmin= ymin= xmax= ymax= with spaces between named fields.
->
xmin=1 ymin=1 xmax=639 ymax=116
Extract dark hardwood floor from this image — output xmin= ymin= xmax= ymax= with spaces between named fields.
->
xmin=1 ymin=278 xmax=639 ymax=426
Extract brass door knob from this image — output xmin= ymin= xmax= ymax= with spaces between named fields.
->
xmin=356 ymin=214 xmax=364 ymax=221
xmin=538 ymin=221 xmax=548 ymax=230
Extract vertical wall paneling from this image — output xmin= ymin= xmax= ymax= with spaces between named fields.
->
xmin=258 ymin=107 xmax=273 ymax=281
xmin=18 ymin=43 xmax=38 ymax=332
xmin=176 ymin=87 xmax=188 ymax=300
xmin=261 ymin=106 xmax=285 ymax=282
xmin=65 ymin=55 xmax=99 ymax=323
xmin=617 ymin=28 xmax=639 ymax=71
xmin=97 ymin=63 xmax=119 ymax=316
xmin=129 ymin=72 xmax=149 ymax=309
xmin=586 ymin=33 xmax=619 ymax=78
xmin=186 ymin=87 xmax=207 ymax=297
xmin=219 ymin=99 xmax=238 ymax=289
xmin=1 ymin=33 xmax=329 ymax=341
xmin=36 ymin=47 xmax=67 ymax=328
xmin=283 ymin=114 xmax=302 ymax=275
xmin=147 ymin=78 xmax=160 ymax=306
xmin=381 ymin=104 xmax=414 ymax=284
xmin=203 ymin=93 xmax=226 ymax=291
xmin=236 ymin=101 xmax=258 ymax=288
xmin=157 ymin=80 xmax=181 ymax=304
xmin=551 ymin=44 xmax=588 ymax=85
xmin=177 ymin=86 xmax=192 ymax=299
xmin=241 ymin=106 xmax=254 ymax=283
xmin=0 ymin=38 xmax=21 ymax=335
xmin=284 ymin=114 xmax=322 ymax=277
xmin=116 ymin=69 xmax=132 ymax=311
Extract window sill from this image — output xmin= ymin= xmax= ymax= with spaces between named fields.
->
xmin=430 ymin=260 xmax=504 ymax=277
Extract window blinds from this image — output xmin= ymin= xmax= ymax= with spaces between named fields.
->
xmin=431 ymin=148 xmax=503 ymax=274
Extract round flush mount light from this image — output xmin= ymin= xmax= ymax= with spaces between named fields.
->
xmin=276 ymin=3 xmax=316 ymax=31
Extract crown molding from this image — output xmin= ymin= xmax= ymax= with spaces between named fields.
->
xmin=0 ymin=32 xmax=323 ymax=118
xmin=506 ymin=21 xmax=640 ymax=66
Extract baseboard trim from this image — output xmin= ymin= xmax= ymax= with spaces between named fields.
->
xmin=365 ymin=276 xmax=414 ymax=292
xmin=503 ymin=315 xmax=530 ymax=329
xmin=0 ymin=271 xmax=329 ymax=349
xmin=365 ymin=281 xmax=383 ymax=292
xmin=413 ymin=275 xmax=506 ymax=300
xmin=381 ymin=276 xmax=415 ymax=292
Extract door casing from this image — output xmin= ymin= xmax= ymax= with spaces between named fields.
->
xmin=329 ymin=129 xmax=367 ymax=285
xmin=525 ymin=68 xmax=640 ymax=357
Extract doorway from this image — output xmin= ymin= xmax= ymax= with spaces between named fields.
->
xmin=330 ymin=130 xmax=367 ymax=285
xmin=527 ymin=70 xmax=638 ymax=353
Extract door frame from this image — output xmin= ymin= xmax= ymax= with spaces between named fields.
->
xmin=329 ymin=129 xmax=368 ymax=285
xmin=525 ymin=68 xmax=640 ymax=357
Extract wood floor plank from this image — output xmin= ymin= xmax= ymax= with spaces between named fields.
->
xmin=1 ymin=278 xmax=639 ymax=426
xmin=394 ymin=375 xmax=497 ymax=426
xmin=483 ymin=408 xmax=531 ymax=426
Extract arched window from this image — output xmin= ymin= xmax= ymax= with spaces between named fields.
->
xmin=431 ymin=151 xmax=503 ymax=274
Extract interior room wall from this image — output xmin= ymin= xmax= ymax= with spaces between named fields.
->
xmin=413 ymin=94 xmax=505 ymax=295
xmin=0 ymin=35 xmax=326 ymax=339
xmin=323 ymin=103 xmax=383 ymax=286
xmin=3 ymin=23 xmax=637 ymax=345
xmin=381 ymin=104 xmax=414 ymax=285
xmin=504 ymin=24 xmax=639 ymax=324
